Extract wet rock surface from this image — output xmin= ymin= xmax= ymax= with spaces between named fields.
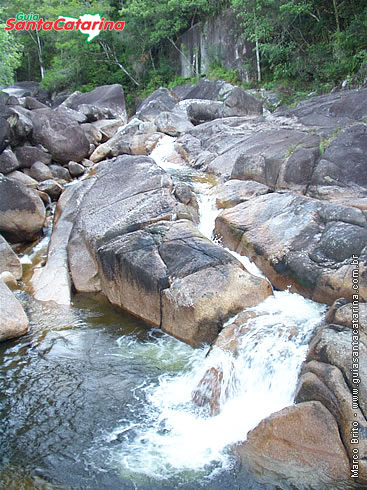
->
xmin=0 ymin=235 xmax=22 ymax=280
xmin=0 ymin=280 xmax=29 ymax=342
xmin=216 ymin=192 xmax=367 ymax=305
xmin=236 ymin=401 xmax=350 ymax=487
xmin=294 ymin=298 xmax=367 ymax=484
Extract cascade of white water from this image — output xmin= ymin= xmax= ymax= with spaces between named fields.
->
xmin=100 ymin=139 xmax=326 ymax=481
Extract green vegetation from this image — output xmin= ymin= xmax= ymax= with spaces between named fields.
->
xmin=319 ymin=128 xmax=343 ymax=155
xmin=0 ymin=9 xmax=23 ymax=87
xmin=1 ymin=0 xmax=366 ymax=109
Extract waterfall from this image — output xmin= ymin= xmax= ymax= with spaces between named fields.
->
xmin=95 ymin=137 xmax=326 ymax=482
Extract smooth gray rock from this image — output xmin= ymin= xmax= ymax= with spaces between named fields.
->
xmin=68 ymin=161 xmax=85 ymax=177
xmin=216 ymin=192 xmax=367 ymax=305
xmin=0 ymin=235 xmax=22 ymax=279
xmin=0 ymin=176 xmax=46 ymax=242
xmin=0 ymin=147 xmax=19 ymax=174
xmin=7 ymin=170 xmax=38 ymax=188
xmin=15 ymin=145 xmax=52 ymax=168
xmin=61 ymin=84 xmax=127 ymax=122
xmin=29 ymin=161 xmax=53 ymax=181
xmin=0 ymin=280 xmax=29 ymax=341
xmin=28 ymin=107 xmax=90 ymax=163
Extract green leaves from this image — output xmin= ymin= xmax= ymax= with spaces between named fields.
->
xmin=0 ymin=26 xmax=23 ymax=86
xmin=232 ymin=0 xmax=367 ymax=89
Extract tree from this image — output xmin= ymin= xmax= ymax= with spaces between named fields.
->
xmin=0 ymin=23 xmax=23 ymax=86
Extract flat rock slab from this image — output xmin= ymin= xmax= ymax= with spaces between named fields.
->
xmin=31 ymin=181 xmax=94 ymax=305
xmin=215 ymin=180 xmax=269 ymax=209
xmin=279 ymin=87 xmax=367 ymax=130
xmin=0 ymin=281 xmax=29 ymax=341
xmin=216 ymin=192 xmax=367 ymax=305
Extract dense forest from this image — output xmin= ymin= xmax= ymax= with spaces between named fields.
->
xmin=1 ymin=0 xmax=367 ymax=106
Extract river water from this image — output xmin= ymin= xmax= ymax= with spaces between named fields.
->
xmin=0 ymin=136 xmax=326 ymax=489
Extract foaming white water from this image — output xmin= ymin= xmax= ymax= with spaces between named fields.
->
xmin=105 ymin=135 xmax=327 ymax=482
xmin=196 ymin=188 xmax=219 ymax=240
xmin=150 ymin=135 xmax=183 ymax=170
xmin=107 ymin=291 xmax=325 ymax=480
xmin=20 ymin=206 xmax=55 ymax=265
xmin=227 ymin=248 xmax=266 ymax=279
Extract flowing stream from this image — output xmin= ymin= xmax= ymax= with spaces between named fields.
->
xmin=0 ymin=136 xmax=326 ymax=489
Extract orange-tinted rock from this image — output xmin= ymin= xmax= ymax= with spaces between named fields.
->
xmin=235 ymin=401 xmax=350 ymax=488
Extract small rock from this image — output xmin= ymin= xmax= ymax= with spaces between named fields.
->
xmin=174 ymin=182 xmax=194 ymax=205
xmin=29 ymin=161 xmax=53 ymax=181
xmin=0 ymin=271 xmax=18 ymax=289
xmin=15 ymin=145 xmax=52 ymax=168
xmin=37 ymin=179 xmax=63 ymax=201
xmin=49 ymin=164 xmax=71 ymax=181
xmin=0 ymin=147 xmax=20 ymax=174
xmin=35 ymin=189 xmax=51 ymax=204
xmin=81 ymin=158 xmax=94 ymax=168
xmin=68 ymin=161 xmax=85 ymax=177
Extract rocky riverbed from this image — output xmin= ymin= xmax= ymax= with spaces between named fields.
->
xmin=0 ymin=79 xmax=366 ymax=488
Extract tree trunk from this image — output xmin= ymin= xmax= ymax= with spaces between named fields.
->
xmin=332 ymin=0 xmax=340 ymax=32
xmin=255 ymin=35 xmax=261 ymax=82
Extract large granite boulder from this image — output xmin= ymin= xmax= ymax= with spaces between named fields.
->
xmin=236 ymin=402 xmax=350 ymax=488
xmin=6 ymin=106 xmax=33 ymax=143
xmin=155 ymin=111 xmax=194 ymax=136
xmin=307 ymin=123 xmax=367 ymax=207
xmin=175 ymin=116 xmax=316 ymax=180
xmin=0 ymin=281 xmax=29 ymax=341
xmin=278 ymin=87 xmax=367 ymax=131
xmin=294 ymin=299 xmax=367 ymax=484
xmin=0 ymin=176 xmax=46 ymax=242
xmin=173 ymin=89 xmax=367 ymax=211
xmin=216 ymin=192 xmax=367 ymax=305
xmin=63 ymin=155 xmax=271 ymax=346
xmin=89 ymin=118 xmax=161 ymax=162
xmin=215 ymin=180 xmax=269 ymax=209
xmin=28 ymin=107 xmax=90 ymax=163
xmin=136 ymin=87 xmax=178 ymax=121
xmin=61 ymin=84 xmax=127 ymax=122
xmin=0 ymin=235 xmax=22 ymax=280
xmin=136 ymin=80 xmax=262 ymax=127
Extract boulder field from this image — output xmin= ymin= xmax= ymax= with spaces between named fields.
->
xmin=1 ymin=78 xmax=366 ymax=487
xmin=33 ymin=154 xmax=271 ymax=347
